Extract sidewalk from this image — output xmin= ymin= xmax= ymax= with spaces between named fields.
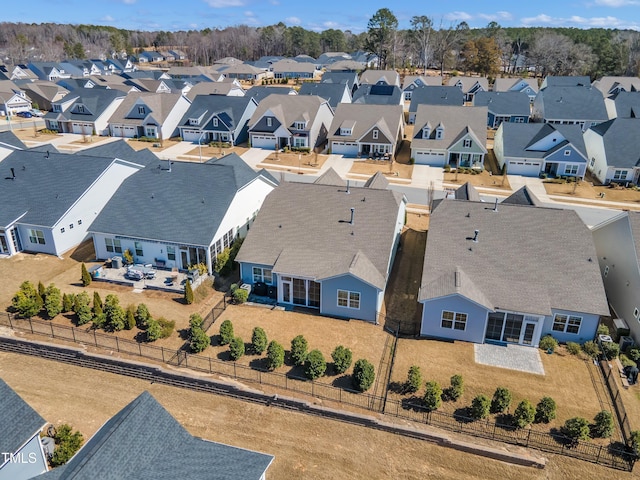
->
xmin=156 ymin=141 xmax=201 ymax=160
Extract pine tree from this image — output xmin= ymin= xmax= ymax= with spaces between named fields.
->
xmin=81 ymin=263 xmax=91 ymax=286
xmin=184 ymin=279 xmax=194 ymax=304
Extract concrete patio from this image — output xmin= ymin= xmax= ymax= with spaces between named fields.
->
xmin=474 ymin=343 xmax=545 ymax=375
xmin=91 ymin=263 xmax=206 ymax=293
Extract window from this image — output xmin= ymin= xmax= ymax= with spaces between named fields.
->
xmin=138 ymin=106 xmax=145 ymax=115
xmin=514 ymin=117 xmax=525 ymax=123
xmin=564 ymin=149 xmax=571 ymax=156
xmin=134 ymin=241 xmax=143 ymax=256
xmin=188 ymin=118 xmax=199 ymax=126
xmin=213 ymin=118 xmax=218 ymax=127
xmin=167 ymin=246 xmax=176 ymax=261
xmin=252 ymin=267 xmax=273 ymax=284
xmin=436 ymin=128 xmax=443 ymax=140
xmin=340 ymin=128 xmax=352 ymax=136
xmin=590 ymin=157 xmax=596 ymax=167
xmin=552 ymin=314 xmax=582 ymax=334
xmin=564 ymin=164 xmax=579 ymax=175
xmin=105 ymin=238 xmax=122 ymax=254
xmin=28 ymin=229 xmax=45 ymax=245
xmin=604 ymin=265 xmax=609 ymax=277
xmin=60 ymin=227 xmax=65 ymax=233
xmin=266 ymin=117 xmax=273 ymax=127
xmin=441 ymin=310 xmax=467 ymax=330
xmin=463 ymin=139 xmax=472 ymax=148
xmin=372 ymin=129 xmax=378 ymax=140
xmin=613 ymin=170 xmax=626 ymax=181
xmin=78 ymin=219 xmax=82 ymax=225
xmin=76 ymin=105 xmax=85 ymax=113
xmin=634 ymin=308 xmax=640 ymax=320
xmin=294 ymin=122 xmax=305 ymax=130
xmin=69 ymin=223 xmax=74 ymax=229
xmin=145 ymin=127 xmax=156 ymax=137
xmin=337 ymin=290 xmax=360 ymax=309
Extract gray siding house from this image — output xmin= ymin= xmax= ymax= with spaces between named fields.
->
xmin=236 ymin=180 xmax=406 ymax=323
xmin=592 ymin=212 xmax=640 ymax=344
xmin=419 ymin=199 xmax=609 ymax=346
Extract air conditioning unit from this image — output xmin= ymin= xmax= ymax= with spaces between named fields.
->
xmin=613 ymin=318 xmax=630 ymax=340
xmin=620 ymin=335 xmax=635 ymax=353
xmin=598 ymin=334 xmax=613 ymax=344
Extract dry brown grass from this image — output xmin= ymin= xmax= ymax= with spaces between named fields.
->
xmin=444 ymin=169 xmax=511 ymax=190
xmin=543 ymin=179 xmax=640 ymax=205
xmin=349 ymin=159 xmax=414 ymax=179
xmin=0 ymin=351 xmax=634 ymax=480
xmin=12 ymin=127 xmax=60 ymax=143
xmin=390 ymin=339 xmax=605 ymax=432
xmin=184 ymin=145 xmax=249 ymax=158
xmin=127 ymin=138 xmax=182 ymax=151
xmin=259 ymin=151 xmax=329 ymax=170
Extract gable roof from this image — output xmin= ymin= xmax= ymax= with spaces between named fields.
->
xmin=314 ymin=167 xmax=346 ymax=186
xmin=359 ymin=70 xmax=399 ymax=86
xmin=89 ymin=154 xmax=266 ymax=246
xmin=245 ymin=86 xmax=297 ymax=103
xmin=611 ymin=91 xmax=640 ymax=118
xmin=326 ymin=60 xmax=367 ymax=72
xmin=351 ymin=84 xmax=402 ymax=105
xmin=328 ymin=103 xmax=403 ymax=144
xmin=0 ymin=150 xmax=132 ymax=228
xmin=0 ymin=131 xmax=27 ymax=151
xmin=412 ymin=105 xmax=487 ymax=150
xmin=454 ymin=182 xmax=481 ymax=201
xmin=419 ymin=200 xmax=609 ymax=316
xmin=248 ymin=94 xmax=328 ymax=132
xmin=503 ymin=186 xmax=543 ymax=206
xmin=179 ymin=95 xmax=256 ymax=131
xmin=588 ymin=118 xmax=640 ymax=169
xmin=236 ymin=182 xmax=405 ymax=289
xmin=536 ymin=86 xmax=608 ymax=121
xmin=0 ymin=378 xmax=46 ymax=457
xmin=447 ymin=76 xmax=489 ymax=92
xmin=320 ymin=71 xmax=359 ymax=91
xmin=493 ymin=77 xmax=538 ymax=94
xmin=79 ymin=139 xmax=158 ymax=166
xmin=592 ymin=76 xmax=640 ymax=96
xmin=541 ymin=75 xmax=591 ymax=89
xmin=363 ymin=171 xmax=390 ymax=190
xmin=473 ymin=91 xmax=530 ymax=116
xmin=409 ymin=86 xmax=465 ymax=111
xmin=48 ymin=89 xmax=125 ymax=121
xmin=298 ymin=82 xmax=349 ymax=109
xmin=108 ymin=92 xmax=187 ymax=126
xmin=34 ymin=391 xmax=273 ymax=480
xmin=402 ymin=75 xmax=443 ymax=89
xmin=498 ymin=123 xmax=587 ymax=160
xmin=270 ymin=59 xmax=317 ymax=74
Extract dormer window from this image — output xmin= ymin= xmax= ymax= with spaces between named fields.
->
xmin=372 ymin=129 xmax=379 ymax=140
xmin=463 ymin=139 xmax=472 ymax=148
xmin=294 ymin=121 xmax=305 ymax=130
xmin=213 ymin=118 xmax=218 ymax=127
xmin=138 ymin=106 xmax=145 ymax=115
xmin=266 ymin=117 xmax=273 ymax=127
xmin=340 ymin=128 xmax=352 ymax=136
xmin=53 ymin=104 xmax=61 ymax=112
xmin=76 ymin=105 xmax=85 ymax=113
xmin=436 ymin=126 xmax=444 ymax=140
xmin=189 ymin=118 xmax=199 ymax=126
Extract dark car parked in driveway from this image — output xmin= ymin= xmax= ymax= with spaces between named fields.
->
xmin=17 ymin=111 xmax=33 ymax=118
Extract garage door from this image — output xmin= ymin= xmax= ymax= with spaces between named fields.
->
xmin=112 ymin=125 xmax=136 ymax=138
xmin=331 ymin=141 xmax=359 ymax=157
xmin=251 ymin=135 xmax=276 ymax=149
xmin=507 ymin=160 xmax=541 ymax=177
xmin=182 ymin=129 xmax=202 ymax=142
xmin=414 ymin=151 xmax=445 ymax=166
xmin=72 ymin=123 xmax=92 ymax=134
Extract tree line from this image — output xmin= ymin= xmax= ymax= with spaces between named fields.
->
xmin=1 ymin=10 xmax=639 ymax=79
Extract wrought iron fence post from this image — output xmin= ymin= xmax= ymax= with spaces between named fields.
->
xmin=115 ymin=336 xmax=119 ymax=352
xmin=29 ymin=317 xmax=33 ymax=334
xmin=50 ymin=322 xmax=54 ymax=338
xmin=161 ymin=347 xmax=165 ymax=363
xmin=526 ymin=429 xmax=531 ymax=447
xmin=233 ymin=362 xmax=236 ymax=378
xmin=138 ymin=342 xmax=142 ymax=356
xmin=596 ymin=445 xmax=602 ymax=463
xmin=72 ymin=327 xmax=76 ymax=342
xmin=94 ymin=329 xmax=97 ymax=346
xmin=184 ymin=352 xmax=188 ymax=367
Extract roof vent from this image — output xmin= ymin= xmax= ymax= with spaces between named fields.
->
xmin=350 ymin=207 xmax=355 ymax=225
xmin=493 ymin=198 xmax=498 ymax=212
xmin=454 ymin=269 xmax=461 ymax=287
xmin=473 ymin=229 xmax=479 ymax=242
xmin=346 ymin=179 xmax=351 ymax=194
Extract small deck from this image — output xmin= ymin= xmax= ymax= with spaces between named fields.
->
xmin=91 ymin=264 xmax=206 ymax=293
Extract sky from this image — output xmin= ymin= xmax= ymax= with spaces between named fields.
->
xmin=4 ymin=0 xmax=640 ymax=33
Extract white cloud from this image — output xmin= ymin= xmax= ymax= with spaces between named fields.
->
xmin=478 ymin=11 xmax=513 ymax=22
xmin=444 ymin=11 xmax=472 ymax=22
xmin=323 ymin=21 xmax=340 ymax=28
xmin=521 ymin=13 xmax=639 ymax=29
xmin=521 ymin=14 xmax=555 ymax=25
xmin=101 ymin=15 xmax=115 ymax=22
xmin=204 ymin=0 xmax=244 ymax=7
xmin=594 ymin=0 xmax=640 ymax=6
xmin=286 ymin=16 xmax=301 ymax=25
xmin=122 ymin=0 xmax=136 ymax=4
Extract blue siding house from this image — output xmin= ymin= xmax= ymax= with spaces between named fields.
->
xmin=418 ymin=197 xmax=608 ymax=347
xmin=236 ymin=173 xmax=406 ymax=323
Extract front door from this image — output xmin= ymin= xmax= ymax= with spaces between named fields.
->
xmin=0 ymin=234 xmax=8 ymax=254
xmin=180 ymin=249 xmax=189 ymax=270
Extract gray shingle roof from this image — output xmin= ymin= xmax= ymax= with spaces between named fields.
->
xmin=0 ymin=131 xmax=27 ymax=150
xmin=409 ymin=86 xmax=464 ymax=111
xmin=298 ymin=82 xmax=349 ymax=108
xmin=363 ymin=171 xmax=390 ymax=190
xmin=0 ymin=378 xmax=46 ymax=456
xmin=108 ymin=92 xmax=187 ymax=126
xmin=473 ymin=91 xmax=530 ymax=116
xmin=89 ymin=154 xmax=265 ymax=246
xmin=236 ymin=182 xmax=404 ymax=289
xmin=629 ymin=212 xmax=640 ymax=263
xmin=0 ymin=150 xmax=118 ymax=227
xmin=314 ymin=167 xmax=346 ymax=186
xmin=359 ymin=70 xmax=399 ymax=86
xmin=541 ymin=75 xmax=591 ymax=89
xmin=248 ymin=94 xmax=328 ymax=133
xmin=178 ymin=95 xmax=255 ymax=132
xmin=447 ymin=76 xmax=489 ymax=92
xmin=412 ymin=105 xmax=487 ymax=151
xmin=245 ymin=86 xmax=297 ymax=103
xmin=535 ymin=86 xmax=608 ymax=122
xmin=503 ymin=186 xmax=543 ymax=206
xmin=351 ymin=84 xmax=402 ymax=105
xmin=493 ymin=77 xmax=538 ymax=94
xmin=33 ymin=391 xmax=273 ymax=480
xmin=79 ymin=139 xmax=158 ymax=166
xmin=454 ymin=182 xmax=481 ymax=201
xmin=328 ymin=103 xmax=403 ymax=144
xmin=499 ymin=123 xmax=588 ymax=160
xmin=320 ymin=72 xmax=359 ymax=91
xmin=611 ymin=91 xmax=640 ymax=118
xmin=46 ymin=89 xmax=125 ymax=122
xmin=588 ymin=118 xmax=640 ymax=169
xmin=419 ymin=200 xmax=609 ymax=316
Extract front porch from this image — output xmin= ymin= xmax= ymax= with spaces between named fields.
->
xmin=449 ymin=152 xmax=484 ymax=169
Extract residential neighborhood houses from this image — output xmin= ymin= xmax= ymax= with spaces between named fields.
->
xmin=2 ymin=52 xmax=640 ymax=476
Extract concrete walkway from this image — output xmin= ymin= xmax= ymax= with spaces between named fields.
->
xmin=156 ymin=141 xmax=201 ymax=160
xmin=411 ymin=164 xmax=444 ymax=190
xmin=507 ymin=175 xmax=551 ymax=202
xmin=240 ymin=148 xmax=272 ymax=169
xmin=474 ymin=343 xmax=545 ymax=375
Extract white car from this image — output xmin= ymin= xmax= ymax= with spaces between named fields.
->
xmin=30 ymin=109 xmax=45 ymax=117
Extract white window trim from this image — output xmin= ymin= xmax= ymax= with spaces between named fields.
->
xmin=213 ymin=118 xmax=218 ymax=127
xmin=266 ymin=117 xmax=273 ymax=127
xmin=252 ymin=266 xmax=273 ymax=284
xmin=337 ymin=289 xmax=360 ymax=309
xmin=463 ymin=139 xmax=472 ymax=148
xmin=604 ymin=265 xmax=609 ymax=277
xmin=441 ymin=310 xmax=467 ymax=331
xmin=564 ymin=164 xmax=579 ymax=175
xmin=372 ymin=129 xmax=379 ymax=140
xmin=634 ymin=307 xmax=640 ymax=320
xmin=552 ymin=313 xmax=582 ymax=334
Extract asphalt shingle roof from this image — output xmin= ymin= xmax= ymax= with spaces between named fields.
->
xmin=236 ymin=182 xmax=404 ymax=289
xmin=179 ymin=95 xmax=255 ymax=132
xmin=535 ymin=86 xmax=608 ymax=122
xmin=108 ymin=92 xmax=186 ymax=126
xmin=499 ymin=123 xmax=588 ymax=160
xmin=419 ymin=200 xmax=609 ymax=316
xmin=33 ymin=391 xmax=273 ymax=480
xmin=588 ymin=118 xmax=640 ymax=169
xmin=409 ymin=86 xmax=464 ymax=111
xmin=0 ymin=150 xmax=116 ymax=227
xmin=327 ymin=103 xmax=403 ymax=144
xmin=298 ymin=82 xmax=349 ymax=108
xmin=412 ymin=105 xmax=487 ymax=151
xmin=473 ymin=91 xmax=531 ymax=116
xmin=89 ymin=154 xmax=264 ymax=246
xmin=0 ymin=378 xmax=46 ymax=457
xmin=351 ymin=84 xmax=402 ymax=105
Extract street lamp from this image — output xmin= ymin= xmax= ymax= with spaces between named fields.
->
xmin=0 ymin=96 xmax=12 ymax=132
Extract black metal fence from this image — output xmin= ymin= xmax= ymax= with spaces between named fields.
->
xmin=600 ymin=359 xmax=633 ymax=442
xmin=201 ymin=296 xmax=227 ymax=333
xmin=384 ymin=398 xmax=636 ymax=471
